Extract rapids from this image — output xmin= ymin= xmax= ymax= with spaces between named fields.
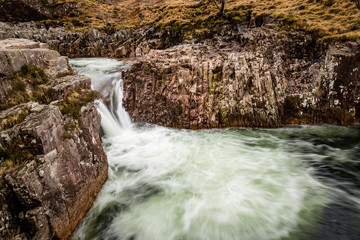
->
xmin=69 ymin=58 xmax=360 ymax=240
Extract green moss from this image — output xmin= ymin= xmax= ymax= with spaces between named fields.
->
xmin=56 ymin=89 xmax=100 ymax=119
xmin=276 ymin=14 xmax=300 ymax=31
xmin=282 ymin=15 xmax=299 ymax=25
xmin=232 ymin=16 xmax=242 ymax=22
xmin=322 ymin=32 xmax=360 ymax=42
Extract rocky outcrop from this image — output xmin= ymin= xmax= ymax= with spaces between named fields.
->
xmin=0 ymin=22 xmax=175 ymax=58
xmin=0 ymin=38 xmax=59 ymax=75
xmin=0 ymin=0 xmax=77 ymax=22
xmin=123 ymin=27 xmax=360 ymax=129
xmin=0 ymin=39 xmax=108 ymax=239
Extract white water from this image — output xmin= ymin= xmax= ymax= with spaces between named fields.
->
xmin=70 ymin=58 xmax=360 ymax=240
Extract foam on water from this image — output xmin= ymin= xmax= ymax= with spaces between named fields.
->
xmin=69 ymin=58 xmax=360 ymax=240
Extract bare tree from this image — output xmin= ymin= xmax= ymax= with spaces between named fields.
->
xmin=352 ymin=0 xmax=360 ymax=9
xmin=210 ymin=0 xmax=226 ymax=17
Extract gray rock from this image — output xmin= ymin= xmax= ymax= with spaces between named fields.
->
xmin=0 ymin=39 xmax=107 ymax=239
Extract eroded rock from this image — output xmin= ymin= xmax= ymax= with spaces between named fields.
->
xmin=0 ymin=39 xmax=107 ymax=239
xmin=123 ymin=28 xmax=360 ymax=128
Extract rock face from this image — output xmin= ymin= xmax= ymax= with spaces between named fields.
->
xmin=0 ymin=22 xmax=175 ymax=58
xmin=0 ymin=39 xmax=108 ymax=239
xmin=123 ymin=27 xmax=360 ymax=128
xmin=0 ymin=38 xmax=59 ymax=75
xmin=0 ymin=0 xmax=76 ymax=22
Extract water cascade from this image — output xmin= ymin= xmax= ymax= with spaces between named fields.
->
xmin=70 ymin=58 xmax=360 ymax=240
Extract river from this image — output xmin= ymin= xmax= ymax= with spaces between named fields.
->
xmin=69 ymin=58 xmax=360 ymax=240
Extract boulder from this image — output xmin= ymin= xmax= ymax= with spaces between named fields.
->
xmin=0 ymin=38 xmax=60 ymax=75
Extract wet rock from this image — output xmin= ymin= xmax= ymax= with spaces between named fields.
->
xmin=0 ymin=22 xmax=168 ymax=58
xmin=0 ymin=38 xmax=60 ymax=75
xmin=0 ymin=39 xmax=107 ymax=239
xmin=123 ymin=28 xmax=360 ymax=128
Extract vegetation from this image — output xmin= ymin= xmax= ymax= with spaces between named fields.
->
xmin=49 ymin=0 xmax=360 ymax=41
xmin=0 ymin=107 xmax=31 ymax=131
xmin=0 ymin=138 xmax=36 ymax=173
xmin=0 ymin=65 xmax=50 ymax=110
xmin=56 ymin=89 xmax=100 ymax=119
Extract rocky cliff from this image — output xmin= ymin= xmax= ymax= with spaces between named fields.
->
xmin=0 ymin=39 xmax=108 ymax=239
xmin=2 ymin=20 xmax=358 ymax=130
xmin=122 ymin=25 xmax=360 ymax=129
xmin=0 ymin=21 xmax=180 ymax=58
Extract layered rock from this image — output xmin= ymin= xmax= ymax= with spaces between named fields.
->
xmin=0 ymin=22 xmax=178 ymax=58
xmin=0 ymin=39 xmax=108 ymax=239
xmin=123 ymin=27 xmax=360 ymax=128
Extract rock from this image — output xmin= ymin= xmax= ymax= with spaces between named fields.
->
xmin=135 ymin=41 xmax=151 ymax=57
xmin=0 ymin=39 xmax=108 ymax=239
xmin=0 ymin=38 xmax=60 ymax=75
xmin=123 ymin=28 xmax=360 ymax=128
xmin=0 ymin=22 xmax=170 ymax=58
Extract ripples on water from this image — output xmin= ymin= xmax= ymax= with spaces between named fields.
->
xmin=69 ymin=58 xmax=360 ymax=240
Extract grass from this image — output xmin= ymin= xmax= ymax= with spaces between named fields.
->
xmin=56 ymin=89 xmax=100 ymax=119
xmin=47 ymin=0 xmax=360 ymax=41
xmin=0 ymin=139 xmax=36 ymax=174
xmin=0 ymin=107 xmax=31 ymax=131
xmin=0 ymin=65 xmax=51 ymax=110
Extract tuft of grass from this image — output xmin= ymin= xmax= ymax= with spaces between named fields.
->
xmin=53 ymin=70 xmax=74 ymax=79
xmin=20 ymin=65 xmax=48 ymax=85
xmin=0 ymin=107 xmax=31 ymax=131
xmin=0 ymin=65 xmax=52 ymax=110
xmin=0 ymin=139 xmax=36 ymax=173
xmin=56 ymin=89 xmax=100 ymax=119
xmin=322 ymin=29 xmax=360 ymax=42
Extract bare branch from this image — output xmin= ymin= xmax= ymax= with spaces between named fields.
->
xmin=209 ymin=0 xmax=226 ymax=17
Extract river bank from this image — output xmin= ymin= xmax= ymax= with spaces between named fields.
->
xmin=71 ymin=58 xmax=360 ymax=240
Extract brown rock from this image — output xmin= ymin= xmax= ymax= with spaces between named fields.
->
xmin=123 ymin=28 xmax=360 ymax=128
xmin=0 ymin=39 xmax=108 ymax=239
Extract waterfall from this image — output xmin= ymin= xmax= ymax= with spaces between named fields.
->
xmin=68 ymin=57 xmax=132 ymax=136
xmin=96 ymin=79 xmax=132 ymax=136
xmin=70 ymin=58 xmax=360 ymax=240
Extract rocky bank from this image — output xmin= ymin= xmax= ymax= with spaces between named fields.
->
xmin=122 ymin=25 xmax=360 ymax=129
xmin=0 ymin=39 xmax=108 ymax=239
xmin=0 ymin=19 xmax=189 ymax=59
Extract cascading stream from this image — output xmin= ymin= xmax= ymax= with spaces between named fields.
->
xmin=70 ymin=58 xmax=360 ymax=240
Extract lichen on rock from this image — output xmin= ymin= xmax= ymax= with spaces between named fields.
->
xmin=0 ymin=39 xmax=108 ymax=240
xmin=122 ymin=26 xmax=360 ymax=129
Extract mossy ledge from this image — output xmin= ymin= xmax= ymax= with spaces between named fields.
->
xmin=0 ymin=39 xmax=107 ymax=240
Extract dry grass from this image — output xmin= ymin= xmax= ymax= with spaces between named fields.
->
xmin=49 ymin=0 xmax=360 ymax=40
xmin=0 ymin=107 xmax=31 ymax=131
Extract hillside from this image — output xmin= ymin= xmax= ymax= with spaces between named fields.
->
xmin=45 ymin=0 xmax=360 ymax=41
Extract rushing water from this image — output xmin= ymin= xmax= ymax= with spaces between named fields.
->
xmin=69 ymin=58 xmax=360 ymax=240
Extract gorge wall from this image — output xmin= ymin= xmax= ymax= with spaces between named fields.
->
xmin=1 ymin=16 xmax=358 ymax=129
xmin=122 ymin=26 xmax=360 ymax=129
xmin=0 ymin=22 xmax=162 ymax=58
xmin=0 ymin=39 xmax=108 ymax=239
